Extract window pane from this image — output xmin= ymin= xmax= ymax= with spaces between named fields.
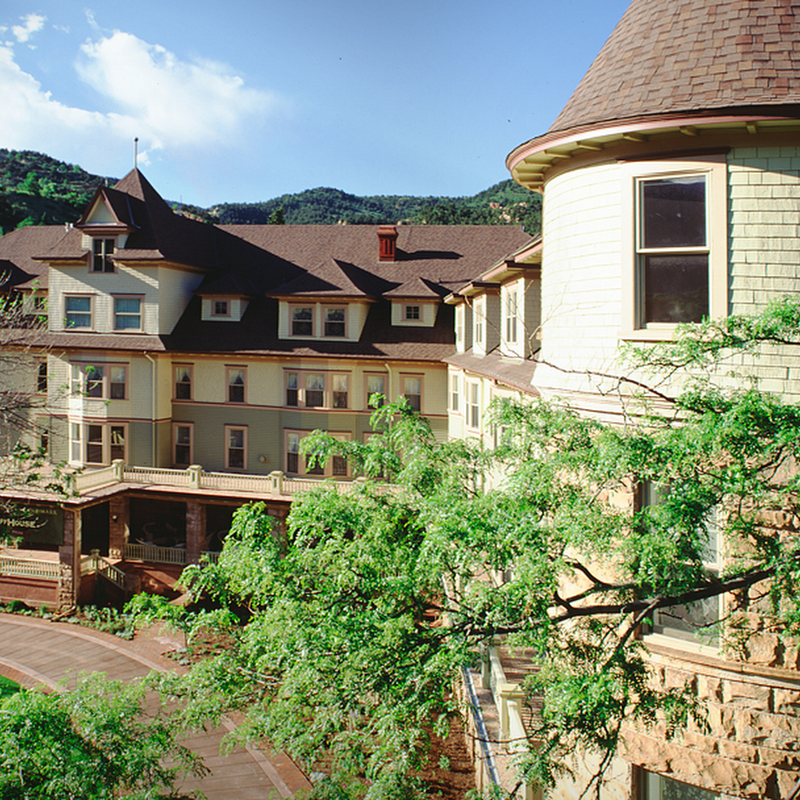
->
xmin=333 ymin=455 xmax=348 ymax=476
xmin=86 ymin=425 xmax=103 ymax=463
xmin=110 ymin=367 xmax=126 ymax=399
xmin=175 ymin=367 xmax=191 ymax=399
xmin=367 ymin=375 xmax=385 ymax=394
xmin=228 ymin=369 xmax=245 ymax=403
xmin=292 ymin=307 xmax=313 ymax=336
xmin=175 ymin=426 xmax=191 ymax=465
xmin=332 ymin=374 xmax=348 ymax=408
xmin=110 ymin=426 xmax=125 ymax=461
xmin=642 ymin=176 xmax=706 ymax=248
xmin=324 ymin=307 xmax=346 ymax=337
xmin=66 ymin=296 xmax=91 ymax=328
xmin=286 ymin=373 xmax=298 ymax=406
xmin=306 ymin=374 xmax=324 ymax=407
xmin=86 ymin=367 xmax=103 ymax=398
xmin=644 ymin=254 xmax=708 ymax=323
xmin=114 ymin=298 xmax=141 ymax=330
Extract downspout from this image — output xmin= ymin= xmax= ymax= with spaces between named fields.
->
xmin=383 ymin=362 xmax=392 ymax=403
xmin=143 ymin=352 xmax=157 ymax=466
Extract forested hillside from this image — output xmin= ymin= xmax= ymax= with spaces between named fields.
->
xmin=0 ymin=149 xmax=542 ymax=235
xmin=0 ymin=149 xmax=113 ymax=233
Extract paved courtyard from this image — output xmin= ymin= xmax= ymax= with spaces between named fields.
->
xmin=0 ymin=613 xmax=312 ymax=799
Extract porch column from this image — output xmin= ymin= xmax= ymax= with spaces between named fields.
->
xmin=186 ymin=501 xmax=206 ymax=565
xmin=57 ymin=508 xmax=81 ymax=610
xmin=108 ymin=495 xmax=129 ymax=560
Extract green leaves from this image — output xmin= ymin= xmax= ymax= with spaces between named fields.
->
xmin=0 ymin=673 xmax=206 ymax=800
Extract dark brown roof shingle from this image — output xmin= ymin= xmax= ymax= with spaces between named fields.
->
xmin=550 ymin=0 xmax=800 ymax=135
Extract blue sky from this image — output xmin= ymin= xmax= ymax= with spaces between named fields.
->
xmin=0 ymin=1 xmax=631 ymax=207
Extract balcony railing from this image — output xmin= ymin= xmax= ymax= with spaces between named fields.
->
xmin=0 ymin=553 xmax=60 ymax=580
xmin=71 ymin=461 xmax=370 ymax=499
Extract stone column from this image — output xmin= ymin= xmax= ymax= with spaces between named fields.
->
xmin=57 ymin=508 xmax=81 ymax=610
xmin=185 ymin=501 xmax=206 ymax=565
xmin=108 ymin=495 xmax=129 ymax=560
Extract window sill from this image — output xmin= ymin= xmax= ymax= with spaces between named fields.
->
xmin=618 ymin=325 xmax=683 ymax=343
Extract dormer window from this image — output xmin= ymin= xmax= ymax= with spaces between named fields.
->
xmin=291 ymin=306 xmax=314 ymax=336
xmin=92 ymin=239 xmax=116 ymax=273
xmin=213 ymin=300 xmax=229 ymax=317
xmin=404 ymin=305 xmax=421 ymax=321
xmin=324 ymin=306 xmax=346 ymax=337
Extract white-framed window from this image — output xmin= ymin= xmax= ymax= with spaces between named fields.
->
xmin=622 ymin=156 xmax=726 ymax=335
xmin=70 ymin=422 xmax=128 ymax=465
xmin=504 ymin=287 xmax=518 ymax=345
xmin=173 ymin=423 xmax=194 ymax=466
xmin=450 ymin=373 xmax=460 ymax=413
xmin=284 ymin=370 xmax=351 ymax=409
xmin=285 ymin=429 xmax=350 ymax=478
xmin=641 ymin=481 xmax=722 ymax=647
xmin=291 ymin=305 xmax=314 ymax=337
xmin=365 ymin=373 xmax=387 ymax=408
xmin=324 ymin=306 xmax=347 ymax=337
xmin=212 ymin=299 xmax=230 ymax=317
xmin=467 ymin=381 xmax=480 ymax=429
xmin=65 ymin=295 xmax=93 ymax=329
xmin=456 ymin=304 xmax=466 ymax=351
xmin=473 ymin=296 xmax=485 ymax=349
xmin=71 ymin=363 xmax=128 ymax=401
xmin=174 ymin=365 xmax=192 ymax=400
xmin=113 ymin=296 xmax=143 ymax=331
xmin=227 ymin=367 xmax=246 ymax=404
xmin=401 ymin=375 xmax=422 ymax=412
xmin=91 ymin=238 xmax=115 ymax=273
xmin=404 ymin=304 xmax=421 ymax=321
xmin=225 ymin=425 xmax=247 ymax=470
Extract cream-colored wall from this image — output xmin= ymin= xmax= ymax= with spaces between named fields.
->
xmin=173 ymin=356 xmax=448 ymax=418
xmin=47 ymin=264 xmax=202 ymax=335
xmin=154 ymin=266 xmax=205 ymax=333
xmin=390 ymin=300 xmax=437 ymax=327
xmin=537 ymin=146 xmax=800 ymax=404
xmin=200 ymin=296 xmax=249 ymax=322
xmin=538 ymin=161 xmax=623 ymax=386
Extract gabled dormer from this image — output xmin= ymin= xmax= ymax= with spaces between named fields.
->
xmin=383 ymin=276 xmax=444 ymax=328
xmin=195 ymin=274 xmax=258 ymax=322
xmin=270 ymin=258 xmax=378 ymax=342
xmin=73 ymin=185 xmax=139 ymax=274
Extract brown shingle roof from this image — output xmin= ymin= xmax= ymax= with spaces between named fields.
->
xmin=551 ymin=0 xmax=800 ymax=134
xmin=0 ymin=226 xmax=67 ymax=290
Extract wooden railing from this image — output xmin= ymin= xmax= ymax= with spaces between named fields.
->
xmin=72 ymin=461 xmax=372 ymax=499
xmin=124 ymin=543 xmax=187 ymax=566
xmin=0 ymin=554 xmax=59 ymax=580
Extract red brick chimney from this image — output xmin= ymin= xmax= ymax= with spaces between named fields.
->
xmin=377 ymin=225 xmax=398 ymax=262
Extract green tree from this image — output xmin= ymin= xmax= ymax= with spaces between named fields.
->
xmin=0 ymin=672 xmax=206 ymax=799
xmin=267 ymin=205 xmax=285 ymax=224
xmin=139 ymin=299 xmax=800 ymax=798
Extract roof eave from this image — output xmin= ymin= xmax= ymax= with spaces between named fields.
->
xmin=507 ymin=111 xmax=800 ymax=190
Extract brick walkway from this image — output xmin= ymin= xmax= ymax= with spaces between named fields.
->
xmin=0 ymin=613 xmax=312 ymax=799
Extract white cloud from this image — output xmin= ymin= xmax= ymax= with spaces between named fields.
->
xmin=12 ymin=13 xmax=45 ymax=43
xmin=0 ymin=28 xmax=283 ymax=185
xmin=76 ymin=31 xmax=280 ymax=150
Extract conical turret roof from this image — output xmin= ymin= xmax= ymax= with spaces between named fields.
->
xmin=551 ymin=0 xmax=800 ymax=135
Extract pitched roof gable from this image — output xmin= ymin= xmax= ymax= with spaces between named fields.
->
xmin=269 ymin=257 xmax=380 ymax=299
xmin=551 ymin=0 xmax=800 ymax=135
xmin=383 ymin=276 xmax=445 ymax=300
